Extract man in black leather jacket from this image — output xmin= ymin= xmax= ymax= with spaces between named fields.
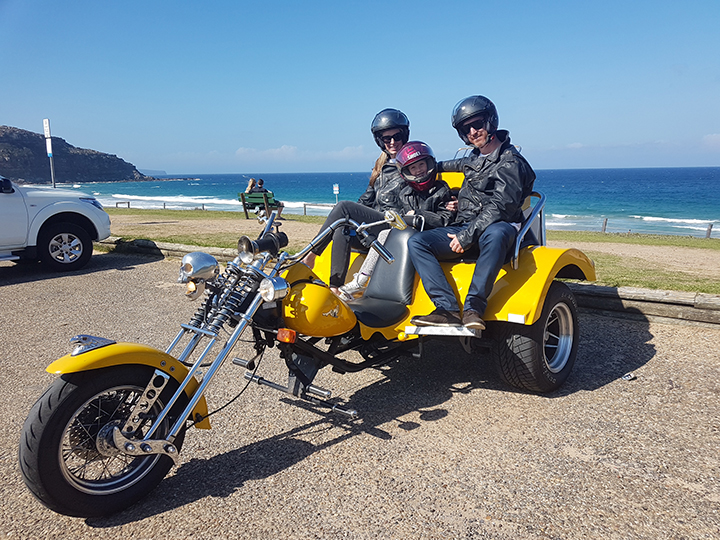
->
xmin=408 ymin=95 xmax=536 ymax=330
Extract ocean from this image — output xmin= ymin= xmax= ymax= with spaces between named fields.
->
xmin=69 ymin=167 xmax=720 ymax=239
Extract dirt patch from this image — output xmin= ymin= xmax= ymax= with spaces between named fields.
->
xmin=109 ymin=214 xmax=321 ymax=244
xmin=109 ymin=213 xmax=720 ymax=279
xmin=549 ymin=240 xmax=720 ymax=280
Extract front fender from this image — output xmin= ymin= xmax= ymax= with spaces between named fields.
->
xmin=47 ymin=342 xmax=211 ymax=429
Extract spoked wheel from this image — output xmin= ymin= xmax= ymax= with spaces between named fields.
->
xmin=19 ymin=365 xmax=187 ymax=517
xmin=488 ymin=281 xmax=579 ymax=393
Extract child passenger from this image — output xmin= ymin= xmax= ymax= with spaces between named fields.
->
xmin=337 ymin=141 xmax=455 ymax=301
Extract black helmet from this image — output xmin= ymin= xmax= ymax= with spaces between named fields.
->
xmin=371 ymin=108 xmax=410 ymax=150
xmin=451 ymin=95 xmax=499 ymax=144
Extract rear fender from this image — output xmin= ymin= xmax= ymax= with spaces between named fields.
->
xmin=46 ymin=342 xmax=211 ymax=429
xmin=361 ymin=246 xmax=595 ymax=339
xmin=483 ymin=246 xmax=595 ymax=325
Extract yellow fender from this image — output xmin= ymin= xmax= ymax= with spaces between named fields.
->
xmin=47 ymin=343 xmax=211 ymax=429
xmin=359 ymin=246 xmax=595 ymax=340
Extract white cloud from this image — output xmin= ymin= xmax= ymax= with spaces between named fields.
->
xmin=235 ymin=145 xmax=298 ymax=160
xmin=702 ymin=134 xmax=720 ymax=150
xmin=324 ymin=146 xmax=366 ymax=161
xmin=567 ymin=143 xmax=585 ymax=149
xmin=235 ymin=145 xmax=370 ymax=163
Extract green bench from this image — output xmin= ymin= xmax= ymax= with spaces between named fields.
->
xmin=238 ymin=191 xmax=282 ymax=218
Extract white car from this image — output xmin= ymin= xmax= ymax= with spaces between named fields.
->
xmin=0 ymin=177 xmax=111 ymax=271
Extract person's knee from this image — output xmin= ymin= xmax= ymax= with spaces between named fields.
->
xmin=408 ymin=233 xmax=426 ymax=254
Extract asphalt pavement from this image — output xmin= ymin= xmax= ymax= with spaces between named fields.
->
xmin=1 ymin=251 xmax=719 ymax=539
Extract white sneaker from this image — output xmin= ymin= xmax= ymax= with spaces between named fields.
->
xmin=338 ymin=272 xmax=370 ymax=301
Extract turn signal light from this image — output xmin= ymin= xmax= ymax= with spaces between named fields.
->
xmin=277 ymin=328 xmax=296 ymax=343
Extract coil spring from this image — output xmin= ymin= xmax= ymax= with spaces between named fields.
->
xmin=187 ymin=264 xmax=258 ymax=333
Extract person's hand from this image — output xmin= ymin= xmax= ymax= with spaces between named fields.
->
xmin=406 ymin=209 xmax=415 ymax=215
xmin=445 ymin=196 xmax=458 ymax=212
xmin=447 ymin=233 xmax=464 ymax=253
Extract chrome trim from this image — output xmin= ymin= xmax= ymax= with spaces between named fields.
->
xmin=111 ymin=427 xmax=179 ymax=466
xmin=512 ymin=191 xmax=546 ymax=270
xmin=69 ymin=335 xmax=116 ymax=356
xmin=121 ymin=369 xmax=170 ymax=436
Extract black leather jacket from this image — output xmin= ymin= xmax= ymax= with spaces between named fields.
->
xmin=439 ymin=130 xmax=535 ymax=249
xmin=398 ymin=180 xmax=454 ymax=230
xmin=357 ymin=161 xmax=405 ymax=212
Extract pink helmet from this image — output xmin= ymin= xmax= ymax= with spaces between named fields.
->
xmin=396 ymin=141 xmax=437 ymax=191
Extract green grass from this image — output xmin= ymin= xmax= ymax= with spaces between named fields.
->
xmin=106 ymin=207 xmax=326 ymax=224
xmin=547 ymin=230 xmax=720 ymax=251
xmin=547 ymin=231 xmax=720 ymax=294
xmin=105 ymin=208 xmax=324 ymax=252
xmin=103 ymin=209 xmax=719 ymax=294
xmin=580 ymin=252 xmax=720 ymax=294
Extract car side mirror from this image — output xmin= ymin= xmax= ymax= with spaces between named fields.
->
xmin=0 ymin=178 xmax=14 ymax=194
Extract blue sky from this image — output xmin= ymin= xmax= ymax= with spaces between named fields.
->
xmin=2 ymin=0 xmax=719 ymax=174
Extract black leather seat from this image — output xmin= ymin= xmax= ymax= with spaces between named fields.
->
xmin=349 ymin=227 xmax=417 ymax=328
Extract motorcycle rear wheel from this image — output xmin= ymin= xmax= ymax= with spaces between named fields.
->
xmin=487 ymin=281 xmax=579 ymax=393
xmin=19 ymin=365 xmax=187 ymax=517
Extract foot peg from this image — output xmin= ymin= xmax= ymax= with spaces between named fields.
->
xmin=243 ymin=372 xmax=357 ymax=419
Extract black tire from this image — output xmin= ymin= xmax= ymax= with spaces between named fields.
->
xmin=488 ymin=281 xmax=579 ymax=393
xmin=37 ymin=221 xmax=93 ymax=272
xmin=19 ymin=365 xmax=187 ymax=517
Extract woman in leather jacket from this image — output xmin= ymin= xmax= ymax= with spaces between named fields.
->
xmin=304 ymin=108 xmax=410 ymax=289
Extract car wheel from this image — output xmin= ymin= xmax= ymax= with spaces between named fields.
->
xmin=38 ymin=222 xmax=93 ymax=272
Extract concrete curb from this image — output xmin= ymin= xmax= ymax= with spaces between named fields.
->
xmin=98 ymin=237 xmax=720 ymax=327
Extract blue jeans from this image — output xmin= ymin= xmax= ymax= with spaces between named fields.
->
xmin=408 ymin=221 xmax=517 ymax=314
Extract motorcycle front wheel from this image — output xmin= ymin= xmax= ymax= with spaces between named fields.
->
xmin=19 ymin=365 xmax=187 ymax=517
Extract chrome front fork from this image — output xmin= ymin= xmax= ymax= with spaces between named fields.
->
xmin=152 ymin=293 xmax=264 ymax=440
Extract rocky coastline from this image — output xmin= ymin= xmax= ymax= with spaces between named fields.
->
xmin=0 ymin=125 xmax=153 ymax=183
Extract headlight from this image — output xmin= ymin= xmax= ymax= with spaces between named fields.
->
xmin=80 ymin=197 xmax=104 ymax=210
xmin=259 ymin=277 xmax=289 ymax=302
xmin=178 ymin=252 xmax=220 ymax=283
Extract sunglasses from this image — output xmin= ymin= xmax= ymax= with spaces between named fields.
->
xmin=460 ymin=117 xmax=488 ymax=135
xmin=379 ymin=132 xmax=404 ymax=144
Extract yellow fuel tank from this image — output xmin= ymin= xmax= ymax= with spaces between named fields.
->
xmin=281 ymin=264 xmax=357 ymax=337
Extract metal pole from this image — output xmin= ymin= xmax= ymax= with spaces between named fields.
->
xmin=43 ymin=119 xmax=56 ymax=188
xmin=706 ymin=223 xmax=713 ymax=239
